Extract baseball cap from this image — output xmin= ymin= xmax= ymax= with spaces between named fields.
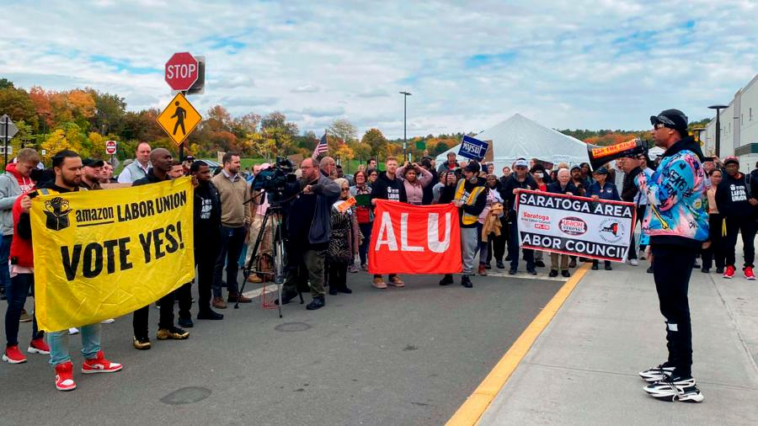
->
xmin=592 ymin=167 xmax=609 ymax=175
xmin=464 ymin=161 xmax=481 ymax=174
xmin=724 ymin=156 xmax=739 ymax=166
xmin=650 ymin=109 xmax=689 ymax=135
xmin=83 ymin=158 xmax=104 ymax=168
xmin=514 ymin=159 xmax=529 ymax=168
xmin=570 ymin=165 xmax=582 ymax=173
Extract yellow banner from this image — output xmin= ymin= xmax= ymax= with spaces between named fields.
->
xmin=31 ymin=178 xmax=195 ymax=332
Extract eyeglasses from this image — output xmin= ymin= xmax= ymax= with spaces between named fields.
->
xmin=341 ymin=188 xmax=349 ymax=191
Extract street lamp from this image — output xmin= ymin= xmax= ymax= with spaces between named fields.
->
xmin=400 ymin=91 xmax=412 ymax=162
xmin=709 ymin=104 xmax=728 ymax=157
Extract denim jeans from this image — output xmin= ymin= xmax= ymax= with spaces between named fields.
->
xmin=48 ymin=323 xmax=101 ymax=366
xmin=358 ymin=223 xmax=372 ymax=266
xmin=0 ymin=235 xmax=12 ymax=291
xmin=4 ymin=273 xmax=41 ymax=347
xmin=213 ymin=226 xmax=247 ymax=298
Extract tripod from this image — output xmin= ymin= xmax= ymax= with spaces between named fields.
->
xmin=237 ymin=204 xmax=303 ymax=317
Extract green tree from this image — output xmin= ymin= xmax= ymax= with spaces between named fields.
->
xmin=328 ymin=119 xmax=357 ymax=144
xmin=361 ymin=128 xmax=388 ymax=159
xmin=0 ymin=87 xmax=37 ymax=127
xmin=90 ymin=90 xmax=126 ymax=136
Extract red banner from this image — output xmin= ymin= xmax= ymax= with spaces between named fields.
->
xmin=368 ymin=200 xmax=462 ymax=274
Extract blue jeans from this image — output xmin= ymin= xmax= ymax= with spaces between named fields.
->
xmin=213 ymin=226 xmax=247 ymax=298
xmin=48 ymin=324 xmax=101 ymax=366
xmin=358 ymin=223 xmax=372 ymax=266
xmin=5 ymin=273 xmax=41 ymax=347
xmin=0 ymin=235 xmax=12 ymax=291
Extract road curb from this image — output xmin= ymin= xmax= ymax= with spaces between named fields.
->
xmin=446 ymin=262 xmax=591 ymax=426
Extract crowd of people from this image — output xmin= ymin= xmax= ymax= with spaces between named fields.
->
xmin=1 ymin=109 xmax=755 ymax=401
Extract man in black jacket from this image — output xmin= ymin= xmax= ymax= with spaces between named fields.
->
xmin=370 ymin=157 xmax=407 ymax=289
xmin=501 ymin=158 xmax=538 ymax=275
xmin=716 ymin=156 xmax=758 ymax=279
xmin=191 ymin=161 xmax=224 ymax=320
xmin=131 ymin=148 xmax=190 ymax=350
xmin=620 ymin=154 xmax=643 ymax=266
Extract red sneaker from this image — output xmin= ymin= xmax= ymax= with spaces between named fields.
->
xmin=82 ymin=351 xmax=122 ymax=374
xmin=28 ymin=338 xmax=50 ymax=355
xmin=55 ymin=361 xmax=76 ymax=391
xmin=724 ymin=265 xmax=736 ymax=279
xmin=2 ymin=345 xmax=27 ymax=364
xmin=744 ymin=266 xmax=756 ymax=280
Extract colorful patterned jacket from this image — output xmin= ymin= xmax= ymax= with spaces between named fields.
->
xmin=635 ymin=137 xmax=709 ymax=249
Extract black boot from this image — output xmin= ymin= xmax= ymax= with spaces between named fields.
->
xmin=306 ymin=296 xmax=325 ymax=310
xmin=439 ymin=274 xmax=454 ymax=286
xmin=197 ymin=309 xmax=224 ymax=320
xmin=461 ymin=274 xmax=473 ymax=288
xmin=275 ymin=290 xmax=299 ymax=306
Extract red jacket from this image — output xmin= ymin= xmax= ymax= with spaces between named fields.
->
xmin=10 ymin=190 xmax=34 ymax=268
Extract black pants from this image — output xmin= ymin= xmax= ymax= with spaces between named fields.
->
xmin=196 ymin=244 xmax=219 ymax=313
xmin=508 ymin=219 xmax=534 ymax=271
xmin=133 ymin=292 xmax=178 ymax=338
xmin=652 ymin=245 xmax=697 ymax=377
xmin=702 ymin=213 xmax=725 ymax=270
xmin=328 ymin=259 xmax=348 ymax=291
xmin=493 ymin=217 xmax=508 ymax=262
xmin=724 ymin=215 xmax=756 ymax=268
xmin=176 ymin=283 xmax=192 ymax=320
xmin=213 ymin=226 xmax=247 ymax=298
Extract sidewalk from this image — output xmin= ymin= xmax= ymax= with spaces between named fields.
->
xmin=479 ymin=257 xmax=758 ymax=425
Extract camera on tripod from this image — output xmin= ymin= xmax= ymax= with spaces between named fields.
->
xmin=252 ymin=157 xmax=296 ymax=194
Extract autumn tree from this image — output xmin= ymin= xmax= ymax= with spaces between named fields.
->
xmin=361 ymin=128 xmax=388 ymax=159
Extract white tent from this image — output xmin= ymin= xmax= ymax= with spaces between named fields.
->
xmin=436 ymin=113 xmax=591 ymax=172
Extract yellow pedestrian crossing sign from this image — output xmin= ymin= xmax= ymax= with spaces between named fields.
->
xmin=157 ymin=93 xmax=201 ymax=146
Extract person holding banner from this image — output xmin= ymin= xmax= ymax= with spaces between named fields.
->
xmin=546 ymin=169 xmax=581 ymax=277
xmin=637 ymin=109 xmax=708 ymax=403
xmin=20 ymin=150 xmax=122 ymax=390
xmin=586 ymin=167 xmax=620 ymax=271
xmin=439 ymin=161 xmax=486 ymax=288
xmin=131 ymin=148 xmax=190 ymax=349
xmin=370 ymin=157 xmax=407 ymax=289
xmin=501 ymin=159 xmax=538 ymax=275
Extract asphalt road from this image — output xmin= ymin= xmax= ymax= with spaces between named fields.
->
xmin=0 ymin=270 xmax=563 ymax=425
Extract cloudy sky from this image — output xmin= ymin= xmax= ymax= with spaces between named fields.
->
xmin=2 ymin=0 xmax=757 ymax=138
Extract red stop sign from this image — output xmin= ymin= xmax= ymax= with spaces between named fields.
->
xmin=105 ymin=140 xmax=117 ymax=155
xmin=165 ymin=52 xmax=199 ymax=91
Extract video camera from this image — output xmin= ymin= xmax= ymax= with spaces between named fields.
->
xmin=252 ymin=157 xmax=297 ymax=193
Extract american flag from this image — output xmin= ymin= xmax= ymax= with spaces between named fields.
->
xmin=312 ymin=132 xmax=328 ymax=159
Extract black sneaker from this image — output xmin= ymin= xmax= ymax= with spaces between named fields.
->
xmin=647 ymin=266 xmax=654 ymax=274
xmin=605 ymin=264 xmax=612 ymax=271
xmin=329 ymin=287 xmax=338 ymax=296
xmin=716 ymin=267 xmax=724 ymax=274
xmin=274 ymin=290 xmax=298 ymax=306
xmin=639 ymin=363 xmax=675 ymax=383
xmin=508 ymin=269 xmax=517 ymax=275
xmin=178 ymin=317 xmax=194 ymax=328
xmin=701 ymin=267 xmax=710 ymax=273
xmin=496 ymin=261 xmax=505 ymax=269
xmin=527 ymin=269 xmax=537 ymax=276
xmin=0 ymin=287 xmax=5 ymax=301
xmin=484 ymin=263 xmax=492 ymax=270
xmin=197 ymin=310 xmax=224 ymax=320
xmin=133 ymin=336 xmax=151 ymax=350
xmin=591 ymin=263 xmax=599 ymax=271
xmin=561 ymin=270 xmax=571 ymax=278
xmin=337 ymin=287 xmax=353 ymax=294
xmin=439 ymin=274 xmax=454 ymax=286
xmin=461 ymin=275 xmax=473 ymax=288
xmin=306 ymin=297 xmax=325 ymax=310
xmin=568 ymin=259 xmax=577 ymax=268
xmin=643 ymin=375 xmax=703 ymax=403
xmin=535 ymin=260 xmax=546 ymax=268
xmin=548 ymin=270 xmax=558 ymax=278
xmin=505 ymin=255 xmax=512 ymax=261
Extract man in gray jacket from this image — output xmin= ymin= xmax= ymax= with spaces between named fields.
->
xmin=117 ymin=142 xmax=151 ymax=183
xmin=0 ymin=148 xmax=40 ymax=299
xmin=276 ymin=158 xmax=340 ymax=310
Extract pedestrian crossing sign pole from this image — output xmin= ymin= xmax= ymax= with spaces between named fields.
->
xmin=156 ymin=93 xmax=202 ymax=147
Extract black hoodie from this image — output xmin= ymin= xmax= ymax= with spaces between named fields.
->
xmin=370 ymin=171 xmax=407 ymax=203
xmin=716 ymin=171 xmax=757 ymax=218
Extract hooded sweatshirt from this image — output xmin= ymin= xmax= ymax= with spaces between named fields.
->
xmin=0 ymin=163 xmax=35 ymax=236
xmin=370 ymin=171 xmax=408 ymax=204
xmin=716 ymin=170 xmax=758 ymax=218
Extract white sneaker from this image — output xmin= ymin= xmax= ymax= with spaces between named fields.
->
xmin=629 ymin=259 xmax=639 ymax=266
xmin=68 ymin=328 xmax=79 ymax=335
xmin=101 ymin=318 xmax=115 ymax=324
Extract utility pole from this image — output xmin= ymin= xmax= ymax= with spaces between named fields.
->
xmin=709 ymin=104 xmax=728 ymax=157
xmin=400 ymin=91 xmax=412 ymax=162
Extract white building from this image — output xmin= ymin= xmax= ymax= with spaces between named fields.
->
xmin=703 ymin=74 xmax=758 ymax=172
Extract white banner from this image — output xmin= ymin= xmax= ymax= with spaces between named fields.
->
xmin=515 ymin=190 xmax=636 ymax=262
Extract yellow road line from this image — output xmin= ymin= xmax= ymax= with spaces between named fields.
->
xmin=446 ymin=262 xmax=591 ymax=426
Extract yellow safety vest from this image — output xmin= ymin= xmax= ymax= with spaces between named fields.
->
xmin=454 ymin=179 xmax=485 ymax=225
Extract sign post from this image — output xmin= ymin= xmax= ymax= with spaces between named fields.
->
xmin=156 ymin=93 xmax=202 ymax=149
xmin=0 ymin=115 xmax=19 ymax=166
xmin=165 ymin=52 xmax=203 ymax=161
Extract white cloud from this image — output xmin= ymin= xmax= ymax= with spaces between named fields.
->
xmin=1 ymin=0 xmax=757 ymax=138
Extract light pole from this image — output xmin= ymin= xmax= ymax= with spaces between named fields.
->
xmin=709 ymin=104 xmax=728 ymax=157
xmin=400 ymin=91 xmax=411 ymax=162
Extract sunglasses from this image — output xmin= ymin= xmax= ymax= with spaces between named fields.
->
xmin=341 ymin=187 xmax=349 ymax=191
